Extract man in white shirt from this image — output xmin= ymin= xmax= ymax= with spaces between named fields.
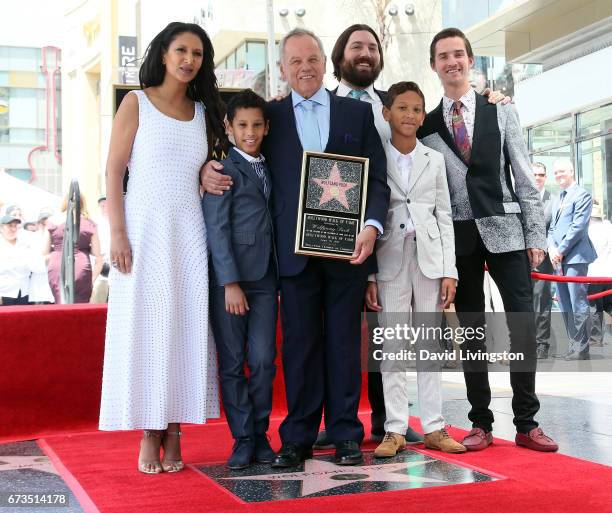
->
xmin=0 ymin=215 xmax=46 ymax=306
xmin=324 ymin=24 xmax=422 ymax=447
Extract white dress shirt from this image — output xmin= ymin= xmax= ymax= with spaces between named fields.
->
xmin=336 ymin=81 xmax=391 ymax=143
xmin=0 ymin=236 xmax=46 ymax=298
xmin=291 ymin=84 xmax=383 ymax=235
xmin=442 ymin=87 xmax=476 ymax=143
xmin=388 ymin=142 xmax=417 ymax=236
xmin=233 ymin=146 xmax=265 ymax=164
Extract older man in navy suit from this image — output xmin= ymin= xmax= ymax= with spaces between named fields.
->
xmin=203 ymin=28 xmax=389 ymax=467
xmin=548 ymin=158 xmax=597 ymax=360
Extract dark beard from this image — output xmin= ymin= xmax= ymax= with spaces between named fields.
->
xmin=340 ymin=59 xmax=381 ymax=88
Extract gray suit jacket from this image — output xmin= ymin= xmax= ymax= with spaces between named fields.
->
xmin=372 ymin=140 xmax=457 ymax=282
xmin=418 ymin=93 xmax=546 ymax=255
xmin=202 ymin=147 xmax=276 ymax=286
xmin=548 ymin=183 xmax=597 ymax=264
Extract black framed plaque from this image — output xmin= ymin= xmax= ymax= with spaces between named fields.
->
xmin=295 ymin=151 xmax=369 ymax=259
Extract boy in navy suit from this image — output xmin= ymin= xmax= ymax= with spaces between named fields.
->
xmin=203 ymin=89 xmax=278 ymax=469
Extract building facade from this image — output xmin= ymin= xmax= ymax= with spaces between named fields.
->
xmin=0 ymin=45 xmax=62 ymax=195
xmin=467 ymin=0 xmax=612 ymax=219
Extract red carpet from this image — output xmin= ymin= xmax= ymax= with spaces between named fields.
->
xmin=0 ymin=304 xmax=370 ymax=443
xmin=40 ymin=415 xmax=612 ymax=513
xmin=0 ymin=304 xmax=107 ymax=442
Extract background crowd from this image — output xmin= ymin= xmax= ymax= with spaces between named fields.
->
xmin=0 ymin=195 xmax=111 ymax=306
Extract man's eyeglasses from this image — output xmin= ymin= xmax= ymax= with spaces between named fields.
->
xmin=533 ymin=173 xmax=546 ymax=177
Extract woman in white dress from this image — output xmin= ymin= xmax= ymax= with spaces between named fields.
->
xmin=99 ymin=22 xmax=227 ymax=474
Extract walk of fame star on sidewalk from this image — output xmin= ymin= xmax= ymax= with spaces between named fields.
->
xmin=197 ymin=451 xmax=498 ymax=502
xmin=312 ymin=163 xmax=358 ymax=210
xmin=222 ymin=458 xmax=445 ymax=496
xmin=0 ymin=456 xmax=59 ymax=475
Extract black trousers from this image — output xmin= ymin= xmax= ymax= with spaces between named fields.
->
xmin=533 ymin=255 xmax=554 ymax=347
xmin=210 ymin=266 xmax=278 ymax=439
xmin=279 ymin=258 xmax=367 ymax=446
xmin=589 ymin=283 xmax=612 ymax=344
xmin=454 ymin=222 xmax=539 ymax=434
xmin=1 ymin=292 xmax=29 ymax=306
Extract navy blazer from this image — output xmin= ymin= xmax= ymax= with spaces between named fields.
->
xmin=203 ymin=147 xmax=276 ymax=286
xmin=262 ymin=91 xmax=390 ymax=277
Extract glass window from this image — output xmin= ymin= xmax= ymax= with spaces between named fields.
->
xmin=9 ymin=88 xmax=38 ymax=127
xmin=531 ymin=145 xmax=572 ymax=196
xmin=226 ymin=51 xmax=236 ymax=70
xmin=8 ymin=47 xmax=39 ymax=72
xmin=577 ymin=104 xmax=612 ymax=139
xmin=529 ymin=116 xmax=572 ymax=152
xmin=442 ymin=0 xmax=516 ymax=29
xmin=235 ymin=43 xmax=246 ymax=69
xmin=6 ymin=168 xmax=32 ymax=181
xmin=9 ymin=127 xmax=45 ymax=144
xmin=0 ymin=47 xmax=9 ymax=70
xmin=578 ymin=135 xmax=610 ymax=219
xmin=246 ymin=41 xmax=266 ymax=73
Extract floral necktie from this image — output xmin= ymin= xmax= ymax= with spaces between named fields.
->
xmin=452 ymin=100 xmax=471 ymax=165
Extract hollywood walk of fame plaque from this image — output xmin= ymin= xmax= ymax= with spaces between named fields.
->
xmin=195 ymin=450 xmax=498 ymax=503
xmin=295 ymin=151 xmax=369 ymax=259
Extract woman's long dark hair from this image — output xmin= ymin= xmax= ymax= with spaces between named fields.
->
xmin=139 ymin=22 xmax=227 ymax=152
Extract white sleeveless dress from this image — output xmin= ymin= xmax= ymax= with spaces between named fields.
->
xmin=99 ymin=90 xmax=219 ymax=430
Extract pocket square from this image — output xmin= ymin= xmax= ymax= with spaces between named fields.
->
xmin=344 ymin=133 xmax=359 ymax=144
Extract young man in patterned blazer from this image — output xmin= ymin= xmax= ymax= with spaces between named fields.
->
xmin=418 ymin=28 xmax=558 ymax=452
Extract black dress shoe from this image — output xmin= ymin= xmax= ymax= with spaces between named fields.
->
xmin=271 ymin=443 xmax=312 ymax=468
xmin=313 ymin=430 xmax=334 ymax=449
xmin=253 ymin=434 xmax=276 ymax=463
xmin=334 ymin=441 xmax=363 ymax=466
xmin=405 ymin=426 xmax=424 ymax=445
xmin=536 ymin=344 xmax=549 ymax=359
xmin=228 ymin=437 xmax=254 ymax=470
xmin=370 ymin=426 xmax=385 ymax=443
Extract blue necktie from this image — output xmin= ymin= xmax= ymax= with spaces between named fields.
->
xmin=555 ymin=190 xmax=567 ymax=222
xmin=300 ymin=100 xmax=322 ymax=152
xmin=349 ymin=89 xmax=367 ymax=100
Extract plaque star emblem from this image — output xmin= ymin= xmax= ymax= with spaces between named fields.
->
xmin=0 ymin=456 xmax=59 ymax=475
xmin=222 ymin=458 xmax=445 ymax=496
xmin=312 ymin=163 xmax=358 ymax=210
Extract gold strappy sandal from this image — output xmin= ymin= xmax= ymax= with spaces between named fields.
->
xmin=138 ymin=430 xmax=164 ymax=474
xmin=161 ymin=430 xmax=184 ymax=473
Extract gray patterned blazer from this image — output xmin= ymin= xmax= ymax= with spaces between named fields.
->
xmin=418 ymin=93 xmax=546 ymax=255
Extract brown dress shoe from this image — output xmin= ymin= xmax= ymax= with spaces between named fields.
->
xmin=515 ymin=428 xmax=558 ymax=452
xmin=462 ymin=428 xmax=493 ymax=451
xmin=374 ymin=432 xmax=406 ymax=458
xmin=424 ymin=429 xmax=467 ymax=453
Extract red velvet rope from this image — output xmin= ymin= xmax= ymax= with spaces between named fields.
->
xmin=483 ymin=265 xmax=612 ymax=300
xmin=530 ymin=272 xmax=612 ymax=284
xmin=587 ymin=289 xmax=612 ymax=300
xmin=530 ymin=272 xmax=612 ymax=301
